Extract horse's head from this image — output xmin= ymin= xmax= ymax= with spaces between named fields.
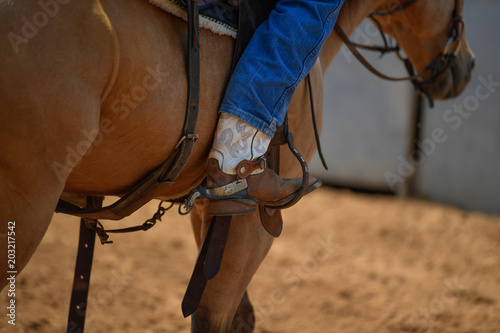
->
xmin=376 ymin=0 xmax=475 ymax=100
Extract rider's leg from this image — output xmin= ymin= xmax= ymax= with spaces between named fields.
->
xmin=207 ymin=0 xmax=345 ymax=215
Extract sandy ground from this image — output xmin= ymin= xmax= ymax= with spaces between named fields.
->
xmin=2 ymin=187 xmax=500 ymax=333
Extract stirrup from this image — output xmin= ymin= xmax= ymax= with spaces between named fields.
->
xmin=183 ymin=133 xmax=317 ymax=215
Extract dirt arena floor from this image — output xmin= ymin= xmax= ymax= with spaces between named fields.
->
xmin=2 ymin=187 xmax=500 ymax=333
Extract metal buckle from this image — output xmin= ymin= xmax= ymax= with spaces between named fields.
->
xmin=183 ymin=189 xmax=203 ymax=214
xmin=258 ymin=156 xmax=267 ymax=170
xmin=175 ymin=133 xmax=199 ymax=150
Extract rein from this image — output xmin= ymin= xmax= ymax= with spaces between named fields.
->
xmin=334 ymin=0 xmax=464 ymax=107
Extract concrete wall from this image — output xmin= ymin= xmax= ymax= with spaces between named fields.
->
xmin=416 ymin=1 xmax=500 ymax=215
xmin=310 ymin=1 xmax=500 ymax=215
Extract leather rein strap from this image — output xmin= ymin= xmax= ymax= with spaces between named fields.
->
xmin=334 ymin=0 xmax=464 ymax=106
xmin=56 ymin=0 xmax=201 ymax=221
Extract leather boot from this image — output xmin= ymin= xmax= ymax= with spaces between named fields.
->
xmin=206 ymin=112 xmax=321 ymax=215
xmin=205 ymin=158 xmax=321 ymax=215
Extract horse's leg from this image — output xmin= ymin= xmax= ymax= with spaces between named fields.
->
xmin=0 ymin=138 xmax=86 ymax=288
xmin=190 ymin=202 xmax=273 ymax=332
xmin=0 ymin=91 xmax=104 ymax=289
xmin=190 ymin=203 xmax=257 ymax=332
xmin=0 ymin=0 xmax=117 ymax=289
xmin=230 ymin=291 xmax=255 ymax=333
xmin=0 ymin=90 xmax=107 ymax=289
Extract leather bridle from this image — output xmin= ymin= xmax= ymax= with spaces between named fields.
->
xmin=334 ymin=0 xmax=464 ymax=106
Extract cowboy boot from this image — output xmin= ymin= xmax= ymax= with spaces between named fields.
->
xmin=206 ymin=112 xmax=321 ymax=215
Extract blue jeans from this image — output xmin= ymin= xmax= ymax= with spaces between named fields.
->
xmin=219 ymin=0 xmax=344 ymax=136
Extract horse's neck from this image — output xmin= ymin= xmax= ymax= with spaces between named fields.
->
xmin=319 ymin=0 xmax=381 ymax=74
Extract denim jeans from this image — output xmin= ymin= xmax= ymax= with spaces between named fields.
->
xmin=219 ymin=0 xmax=344 ymax=136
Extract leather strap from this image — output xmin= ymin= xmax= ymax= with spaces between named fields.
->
xmin=236 ymin=158 xmax=266 ymax=179
xmin=160 ymin=0 xmax=200 ymax=182
xmin=258 ymin=145 xmax=283 ymax=237
xmin=181 ymin=217 xmax=213 ymax=318
xmin=258 ymin=115 xmax=287 ymax=238
xmin=259 ymin=205 xmax=283 ymax=237
xmin=181 ymin=216 xmax=232 ymax=317
xmin=67 ymin=196 xmax=102 ymax=333
xmin=306 ymin=75 xmax=328 ymax=170
xmin=204 ymin=216 xmax=232 ymax=279
xmin=334 ymin=25 xmax=425 ymax=82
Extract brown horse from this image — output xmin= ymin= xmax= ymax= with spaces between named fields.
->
xmin=0 ymin=0 xmax=474 ymax=331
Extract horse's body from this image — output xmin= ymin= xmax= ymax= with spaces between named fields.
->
xmin=0 ymin=0 xmax=474 ymax=331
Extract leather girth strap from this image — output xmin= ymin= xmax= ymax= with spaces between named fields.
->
xmin=67 ymin=196 xmax=102 ymax=333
